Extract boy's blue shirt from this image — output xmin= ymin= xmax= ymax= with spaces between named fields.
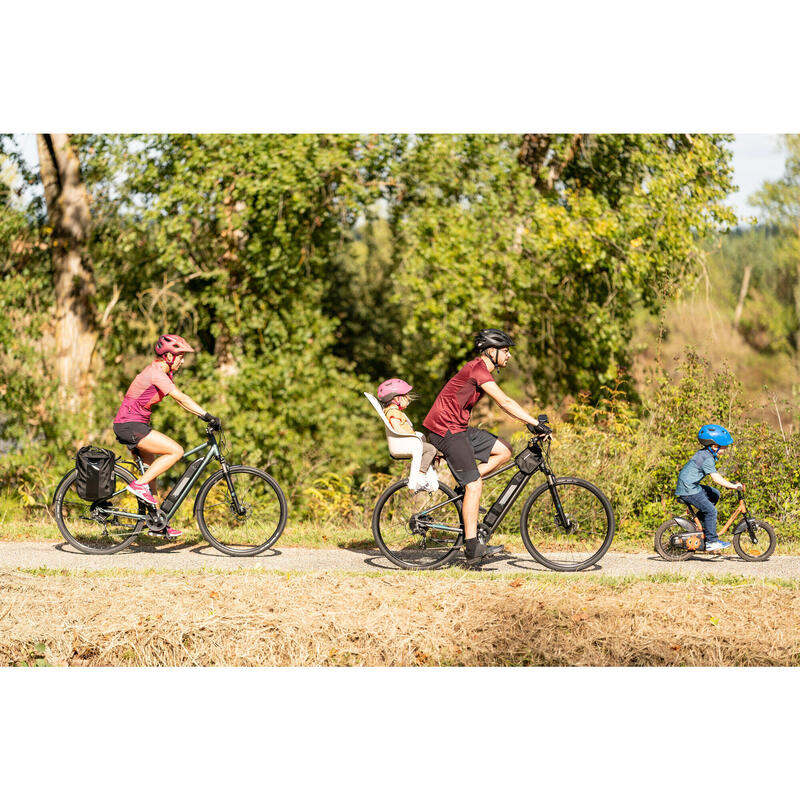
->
xmin=676 ymin=449 xmax=718 ymax=496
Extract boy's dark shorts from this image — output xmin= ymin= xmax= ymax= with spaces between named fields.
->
xmin=113 ymin=422 xmax=153 ymax=448
xmin=424 ymin=427 xmax=498 ymax=486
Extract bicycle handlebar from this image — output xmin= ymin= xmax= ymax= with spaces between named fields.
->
xmin=526 ymin=421 xmax=552 ymax=437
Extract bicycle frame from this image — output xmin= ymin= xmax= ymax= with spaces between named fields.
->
xmin=414 ymin=438 xmax=565 ymax=537
xmin=110 ymin=430 xmax=231 ymax=526
xmin=684 ymin=490 xmax=757 ymax=540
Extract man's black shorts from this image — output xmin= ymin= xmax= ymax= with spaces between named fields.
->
xmin=113 ymin=421 xmax=152 ymax=448
xmin=423 ymin=427 xmax=498 ymax=486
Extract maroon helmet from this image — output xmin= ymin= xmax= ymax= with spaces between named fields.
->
xmin=154 ymin=335 xmax=195 ymax=371
xmin=155 ymin=334 xmax=195 ymax=357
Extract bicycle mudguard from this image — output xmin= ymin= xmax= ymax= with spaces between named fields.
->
xmin=672 ymin=517 xmax=700 ymax=533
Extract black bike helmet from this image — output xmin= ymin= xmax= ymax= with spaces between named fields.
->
xmin=475 ymin=328 xmax=515 ymax=352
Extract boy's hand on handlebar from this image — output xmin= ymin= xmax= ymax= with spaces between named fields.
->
xmin=735 ymin=482 xmax=745 ymax=492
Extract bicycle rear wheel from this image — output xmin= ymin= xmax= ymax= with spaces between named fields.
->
xmin=372 ymin=480 xmax=463 ymax=569
xmin=52 ymin=465 xmax=144 ymax=554
xmin=195 ymin=465 xmax=287 ymax=556
xmin=654 ymin=519 xmax=694 ymax=561
xmin=520 ymin=477 xmax=615 ymax=571
xmin=732 ymin=519 xmax=776 ymax=562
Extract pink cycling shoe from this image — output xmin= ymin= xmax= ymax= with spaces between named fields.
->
xmin=126 ymin=481 xmax=157 ymax=505
xmin=165 ymin=528 xmax=182 ymax=539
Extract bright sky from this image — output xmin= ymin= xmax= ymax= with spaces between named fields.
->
xmin=727 ymin=134 xmax=788 ymax=222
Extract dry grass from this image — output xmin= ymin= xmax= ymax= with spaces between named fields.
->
xmin=2 ymin=569 xmax=800 ymax=666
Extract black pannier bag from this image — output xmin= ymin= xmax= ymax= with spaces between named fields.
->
xmin=75 ymin=446 xmax=117 ymax=501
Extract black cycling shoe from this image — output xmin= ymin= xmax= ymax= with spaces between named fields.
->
xmin=464 ymin=538 xmax=504 ymax=564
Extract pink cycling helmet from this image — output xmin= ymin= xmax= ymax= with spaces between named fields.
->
xmin=155 ymin=334 xmax=195 ymax=357
xmin=377 ymin=378 xmax=413 ymax=404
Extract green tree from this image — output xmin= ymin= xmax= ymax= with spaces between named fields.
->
xmin=382 ymin=134 xmax=736 ymax=404
xmin=750 ymin=135 xmax=800 ymax=351
xmin=68 ymin=134 xmax=392 ymax=488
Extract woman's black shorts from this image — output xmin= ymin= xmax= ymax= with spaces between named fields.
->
xmin=423 ymin=427 xmax=498 ymax=486
xmin=113 ymin=422 xmax=153 ymax=448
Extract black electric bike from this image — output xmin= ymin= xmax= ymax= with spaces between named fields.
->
xmin=371 ymin=416 xmax=616 ymax=571
xmin=52 ymin=424 xmax=287 ymax=556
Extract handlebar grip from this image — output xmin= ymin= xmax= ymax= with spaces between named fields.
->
xmin=526 ymin=422 xmax=551 ymax=435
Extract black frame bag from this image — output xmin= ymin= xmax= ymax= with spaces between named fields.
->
xmin=75 ymin=446 xmax=117 ymax=501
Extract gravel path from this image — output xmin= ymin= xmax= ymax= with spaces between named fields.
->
xmin=2 ymin=540 xmax=800 ymax=578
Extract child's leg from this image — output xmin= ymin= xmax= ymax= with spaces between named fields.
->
xmin=702 ymin=485 xmax=720 ymax=506
xmin=420 ymin=442 xmax=437 ymax=474
xmin=685 ymin=488 xmax=718 ymax=541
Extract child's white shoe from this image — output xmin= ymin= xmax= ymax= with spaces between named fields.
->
xmin=407 ymin=473 xmax=424 ymax=492
xmin=423 ymin=467 xmax=439 ymax=492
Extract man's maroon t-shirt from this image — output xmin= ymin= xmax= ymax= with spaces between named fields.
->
xmin=423 ymin=357 xmax=495 ymax=436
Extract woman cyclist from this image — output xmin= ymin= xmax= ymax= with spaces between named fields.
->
xmin=112 ymin=334 xmax=220 ymax=538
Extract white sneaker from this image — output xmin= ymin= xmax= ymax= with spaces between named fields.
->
xmin=407 ymin=474 xmax=424 ymax=492
xmin=423 ymin=468 xmax=439 ymax=492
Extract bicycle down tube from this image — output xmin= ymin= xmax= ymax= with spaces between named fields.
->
xmin=112 ymin=438 xmax=220 ymax=525
xmin=416 ymin=456 xmax=557 ymax=538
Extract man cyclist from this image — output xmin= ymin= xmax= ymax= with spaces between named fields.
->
xmin=112 ymin=334 xmax=220 ymax=538
xmin=423 ymin=329 xmax=544 ymax=564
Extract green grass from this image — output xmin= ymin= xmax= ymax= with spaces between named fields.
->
xmin=5 ymin=516 xmax=800 ymax=555
xmin=11 ymin=564 xmax=800 ymax=591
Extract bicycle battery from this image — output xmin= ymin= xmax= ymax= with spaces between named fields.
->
xmin=482 ymin=471 xmax=527 ymax=528
xmin=160 ymin=457 xmax=206 ymax=514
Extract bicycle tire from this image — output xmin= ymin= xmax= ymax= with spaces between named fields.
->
xmin=519 ymin=477 xmax=615 ymax=571
xmin=195 ymin=465 xmax=288 ymax=556
xmin=372 ymin=479 xmax=463 ymax=570
xmin=52 ymin=465 xmax=144 ymax=554
xmin=732 ymin=519 xmax=776 ymax=562
xmin=654 ymin=518 xmax=694 ymax=561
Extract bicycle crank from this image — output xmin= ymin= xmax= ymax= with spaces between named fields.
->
xmin=145 ymin=508 xmax=169 ymax=535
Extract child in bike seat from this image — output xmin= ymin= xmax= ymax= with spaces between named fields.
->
xmin=675 ymin=424 xmax=743 ymax=552
xmin=377 ymin=378 xmax=439 ymax=492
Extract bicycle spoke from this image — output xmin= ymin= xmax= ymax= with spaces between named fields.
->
xmin=196 ymin=467 xmax=287 ymax=555
xmin=521 ymin=479 xmax=614 ymax=571
xmin=373 ymin=482 xmax=463 ymax=569
xmin=54 ymin=467 xmax=144 ymax=554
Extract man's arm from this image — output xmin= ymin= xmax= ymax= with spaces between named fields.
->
xmin=481 ymin=381 xmax=538 ymax=426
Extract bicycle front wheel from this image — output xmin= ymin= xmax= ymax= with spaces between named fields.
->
xmin=52 ymin=465 xmax=144 ymax=554
xmin=195 ymin=465 xmax=288 ymax=556
xmin=732 ymin=519 xmax=776 ymax=562
xmin=372 ymin=480 xmax=463 ymax=570
xmin=520 ymin=477 xmax=615 ymax=571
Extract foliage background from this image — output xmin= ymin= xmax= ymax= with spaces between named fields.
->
xmin=3 ymin=133 xmax=800 ymax=542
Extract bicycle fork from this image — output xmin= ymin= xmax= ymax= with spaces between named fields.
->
xmin=546 ymin=474 xmax=572 ymax=530
xmin=220 ymin=460 xmax=247 ymax=516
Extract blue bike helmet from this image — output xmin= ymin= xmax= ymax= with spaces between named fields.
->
xmin=698 ymin=424 xmax=733 ymax=448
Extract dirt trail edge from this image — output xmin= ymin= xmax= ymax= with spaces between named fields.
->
xmin=2 ymin=541 xmax=800 ymax=579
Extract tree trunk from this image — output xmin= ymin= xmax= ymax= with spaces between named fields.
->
xmin=733 ymin=263 xmax=752 ymax=329
xmin=37 ymin=134 xmax=97 ymax=412
xmin=795 ymin=220 xmax=800 ymax=355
